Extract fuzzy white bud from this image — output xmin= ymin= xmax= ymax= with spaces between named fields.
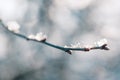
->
xmin=35 ymin=32 xmax=47 ymax=41
xmin=28 ymin=32 xmax=47 ymax=41
xmin=7 ymin=21 xmax=20 ymax=33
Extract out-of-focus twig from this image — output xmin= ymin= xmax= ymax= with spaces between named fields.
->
xmin=0 ymin=20 xmax=109 ymax=54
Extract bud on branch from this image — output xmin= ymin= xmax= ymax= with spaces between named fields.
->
xmin=0 ymin=20 xmax=109 ymax=55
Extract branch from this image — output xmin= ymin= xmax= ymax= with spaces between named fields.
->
xmin=0 ymin=20 xmax=109 ymax=54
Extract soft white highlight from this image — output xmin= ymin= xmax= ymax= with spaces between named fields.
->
xmin=28 ymin=32 xmax=47 ymax=41
xmin=35 ymin=32 xmax=47 ymax=41
xmin=6 ymin=21 xmax=20 ymax=33
xmin=94 ymin=39 xmax=107 ymax=47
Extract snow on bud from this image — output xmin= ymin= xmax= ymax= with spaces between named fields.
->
xmin=35 ymin=32 xmax=47 ymax=41
xmin=6 ymin=21 xmax=20 ymax=33
xmin=95 ymin=38 xmax=107 ymax=47
xmin=35 ymin=32 xmax=43 ymax=41
xmin=28 ymin=32 xmax=47 ymax=42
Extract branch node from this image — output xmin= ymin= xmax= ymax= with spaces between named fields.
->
xmin=84 ymin=48 xmax=90 ymax=51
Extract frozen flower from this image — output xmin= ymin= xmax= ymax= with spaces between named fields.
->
xmin=95 ymin=38 xmax=107 ymax=47
xmin=6 ymin=21 xmax=20 ymax=33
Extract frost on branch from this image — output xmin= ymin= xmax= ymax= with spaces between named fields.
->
xmin=64 ymin=39 xmax=109 ymax=53
xmin=0 ymin=20 xmax=109 ymax=55
xmin=94 ymin=39 xmax=109 ymax=50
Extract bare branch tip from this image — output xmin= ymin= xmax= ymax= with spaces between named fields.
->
xmin=101 ymin=44 xmax=110 ymax=50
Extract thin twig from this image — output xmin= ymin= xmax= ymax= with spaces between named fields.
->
xmin=0 ymin=20 xmax=109 ymax=54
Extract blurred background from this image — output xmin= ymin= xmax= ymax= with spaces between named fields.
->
xmin=0 ymin=0 xmax=120 ymax=80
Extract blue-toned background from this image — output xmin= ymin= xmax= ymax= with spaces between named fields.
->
xmin=0 ymin=0 xmax=119 ymax=80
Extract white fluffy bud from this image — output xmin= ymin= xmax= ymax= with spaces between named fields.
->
xmin=7 ymin=21 xmax=20 ymax=33
xmin=35 ymin=32 xmax=47 ymax=41
xmin=28 ymin=32 xmax=47 ymax=41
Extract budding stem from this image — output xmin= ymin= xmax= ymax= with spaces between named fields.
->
xmin=0 ymin=20 xmax=109 ymax=55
